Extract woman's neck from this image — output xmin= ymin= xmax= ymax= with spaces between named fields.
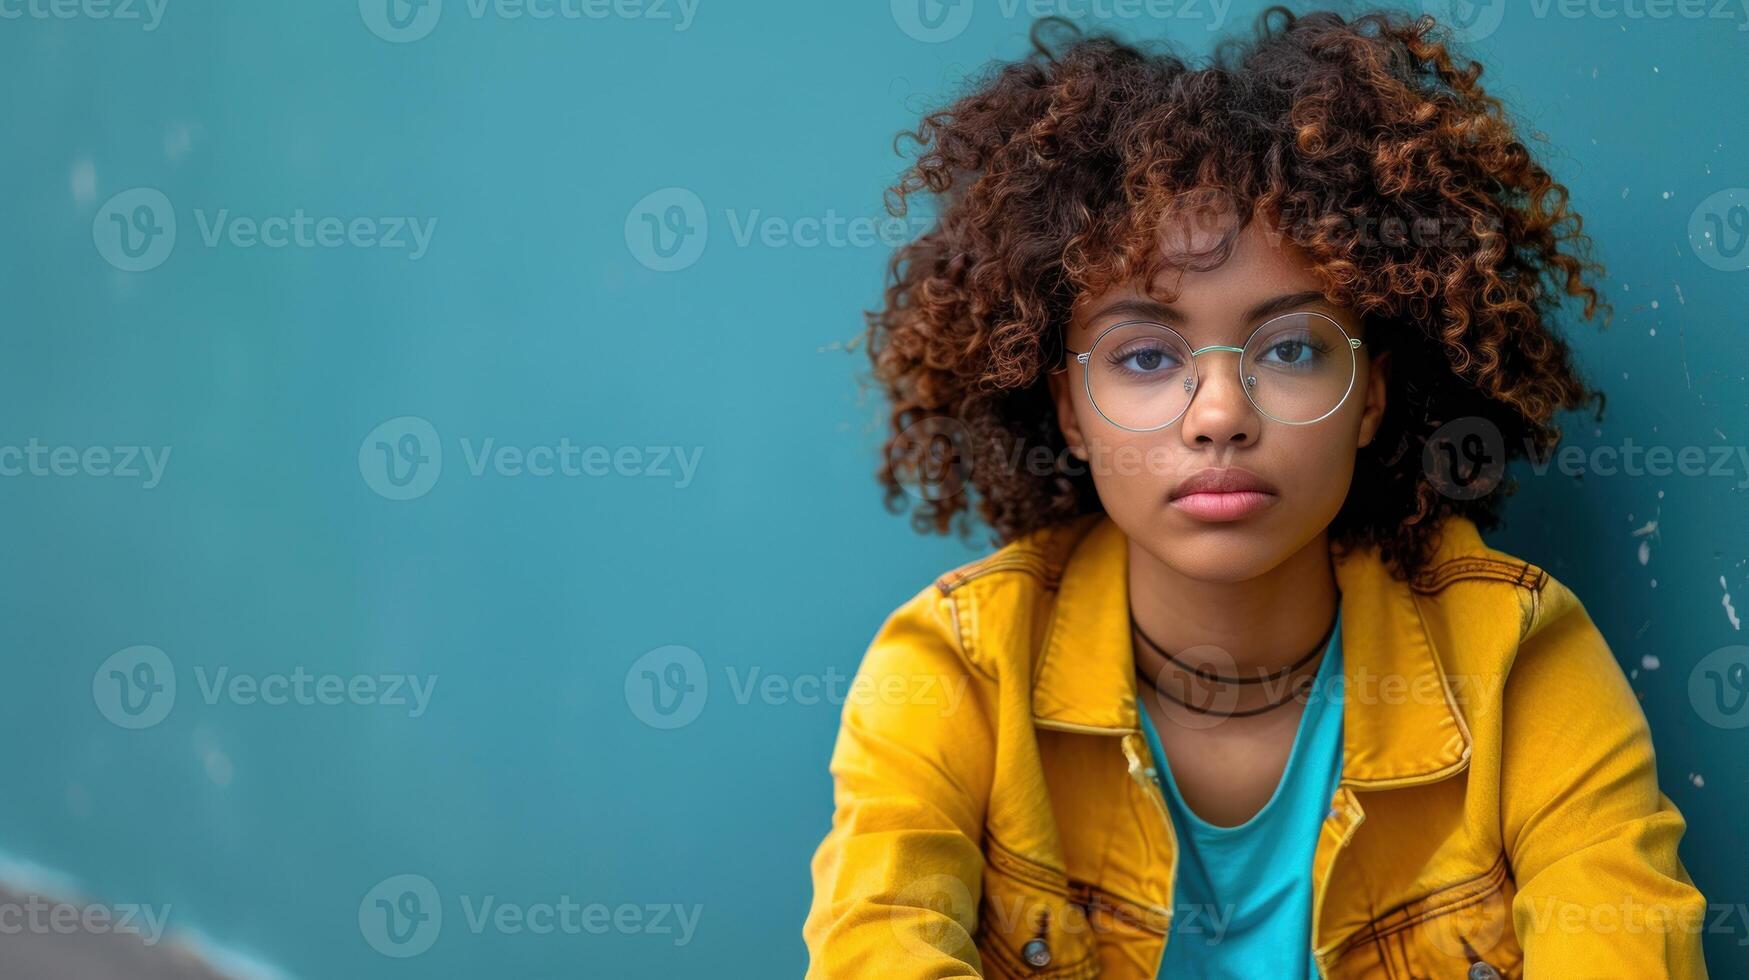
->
xmin=1126 ymin=531 xmax=1340 ymax=679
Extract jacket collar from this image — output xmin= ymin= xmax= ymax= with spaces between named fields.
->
xmin=1031 ymin=515 xmax=1473 ymax=789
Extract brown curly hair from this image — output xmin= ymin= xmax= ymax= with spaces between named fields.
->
xmin=869 ymin=6 xmax=1609 ymax=581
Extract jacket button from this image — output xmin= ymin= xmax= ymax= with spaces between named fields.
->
xmin=1022 ymin=938 xmax=1052 ymax=968
xmin=1468 ymin=963 xmax=1501 ymax=980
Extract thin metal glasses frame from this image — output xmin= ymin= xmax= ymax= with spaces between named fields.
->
xmin=1060 ymin=311 xmax=1365 ymax=432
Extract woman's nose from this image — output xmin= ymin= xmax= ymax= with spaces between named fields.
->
xmin=1179 ymin=351 xmax=1260 ymax=446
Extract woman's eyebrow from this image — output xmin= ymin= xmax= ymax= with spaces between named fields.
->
xmin=1089 ymin=289 xmax=1331 ymax=326
xmin=1241 ymin=289 xmax=1330 ymax=324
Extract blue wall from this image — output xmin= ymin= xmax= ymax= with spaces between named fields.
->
xmin=0 ymin=1 xmax=1743 ymax=975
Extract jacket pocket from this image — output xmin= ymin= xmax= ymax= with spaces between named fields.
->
xmin=976 ymin=838 xmax=1101 ymax=979
xmin=1330 ymin=853 xmax=1523 ymax=979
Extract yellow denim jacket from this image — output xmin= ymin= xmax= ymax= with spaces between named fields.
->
xmin=804 ymin=513 xmax=1708 ymax=979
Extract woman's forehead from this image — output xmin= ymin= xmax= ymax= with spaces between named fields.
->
xmin=1075 ymin=267 xmax=1332 ymax=330
xmin=1080 ymin=221 xmax=1324 ymax=315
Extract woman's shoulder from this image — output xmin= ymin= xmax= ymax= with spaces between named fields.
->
xmin=928 ymin=512 xmax=1106 ymax=598
xmin=1407 ymin=513 xmax=1606 ymax=682
xmin=1406 ymin=513 xmax=1556 ymax=598
xmin=867 ymin=514 xmax=1107 ymax=682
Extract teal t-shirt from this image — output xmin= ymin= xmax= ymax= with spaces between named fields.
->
xmin=1135 ymin=609 xmax=1344 ymax=980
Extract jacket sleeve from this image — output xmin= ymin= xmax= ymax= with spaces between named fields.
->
xmin=1498 ymin=582 xmax=1710 ymax=978
xmin=803 ymin=582 xmax=995 ymax=979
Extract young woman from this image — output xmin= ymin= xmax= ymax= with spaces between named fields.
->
xmin=803 ymin=8 xmax=1708 ymax=980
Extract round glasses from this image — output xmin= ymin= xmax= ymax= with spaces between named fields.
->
xmin=1063 ymin=312 xmax=1364 ymax=431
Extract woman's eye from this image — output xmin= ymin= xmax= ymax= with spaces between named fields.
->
xmin=1259 ymin=336 xmax=1318 ymax=366
xmin=1118 ymin=346 xmax=1176 ymax=372
xmin=1267 ymin=341 xmax=1306 ymax=363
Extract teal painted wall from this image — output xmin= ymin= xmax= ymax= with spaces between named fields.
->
xmin=0 ymin=1 xmax=1743 ymax=975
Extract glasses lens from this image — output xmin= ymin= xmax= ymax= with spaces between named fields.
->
xmin=1086 ymin=323 xmax=1195 ymax=430
xmin=1241 ymin=313 xmax=1357 ymax=423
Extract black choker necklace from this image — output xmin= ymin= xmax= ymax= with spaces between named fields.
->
xmin=1131 ymin=596 xmax=1339 ymax=718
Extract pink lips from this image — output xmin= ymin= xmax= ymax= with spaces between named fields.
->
xmin=1168 ymin=468 xmax=1279 ymax=522
xmin=1170 ymin=490 xmax=1277 ymax=521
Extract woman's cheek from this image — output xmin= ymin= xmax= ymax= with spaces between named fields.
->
xmin=1286 ymin=436 xmax=1356 ymax=517
xmin=1082 ymin=432 xmax=1174 ymax=513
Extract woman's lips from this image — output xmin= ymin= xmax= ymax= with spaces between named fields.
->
xmin=1168 ymin=490 xmax=1278 ymax=521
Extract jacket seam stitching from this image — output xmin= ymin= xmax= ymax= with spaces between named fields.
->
xmin=1334 ymin=852 xmax=1511 ymax=954
xmin=1413 ymin=588 xmax=1476 ymax=755
xmin=1067 ymin=880 xmax=1170 ymax=937
xmin=945 ymin=590 xmax=998 ymax=685
xmin=1411 ymin=557 xmax=1548 ymax=596
xmin=938 ymin=514 xmax=1102 ymax=597
xmin=986 ymin=835 xmax=1069 ymax=892
xmin=935 ymin=556 xmax=1062 ymax=595
xmin=1377 ymin=929 xmax=1397 ymax=980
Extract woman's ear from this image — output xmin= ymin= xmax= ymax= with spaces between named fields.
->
xmin=1047 ymin=368 xmax=1090 ymax=460
xmin=1358 ymin=349 xmax=1391 ymax=449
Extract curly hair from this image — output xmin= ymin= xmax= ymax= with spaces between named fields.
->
xmin=869 ymin=6 xmax=1609 ymax=581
